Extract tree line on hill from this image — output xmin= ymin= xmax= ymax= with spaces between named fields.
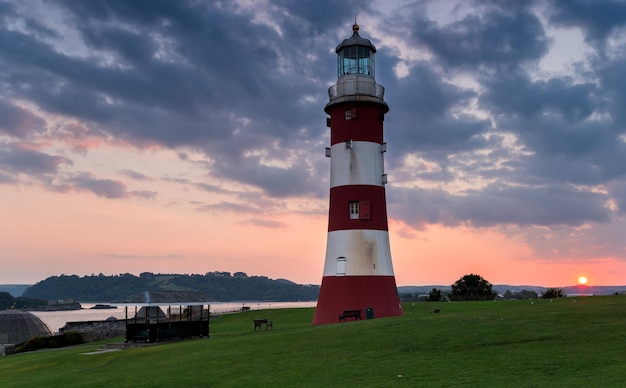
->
xmin=0 ymin=292 xmax=50 ymax=310
xmin=398 ymin=274 xmax=569 ymax=302
xmin=10 ymin=272 xmax=591 ymax=309
xmin=22 ymin=272 xmax=320 ymax=303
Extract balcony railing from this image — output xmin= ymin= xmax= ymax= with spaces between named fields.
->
xmin=328 ymin=77 xmax=385 ymax=101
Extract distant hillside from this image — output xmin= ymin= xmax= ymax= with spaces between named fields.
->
xmin=562 ymin=284 xmax=626 ymax=296
xmin=22 ymin=272 xmax=320 ymax=302
xmin=397 ymin=286 xmax=452 ymax=295
xmin=0 ymin=284 xmax=31 ymax=297
xmin=0 ymin=291 xmax=62 ymax=310
xmin=14 ymin=277 xmax=626 ymax=304
xmin=398 ymin=284 xmax=626 ymax=297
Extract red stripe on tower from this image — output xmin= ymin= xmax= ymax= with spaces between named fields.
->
xmin=312 ymin=23 xmax=402 ymax=325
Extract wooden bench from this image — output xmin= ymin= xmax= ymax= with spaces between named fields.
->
xmin=339 ymin=309 xmax=361 ymax=321
xmin=253 ymin=319 xmax=273 ymax=330
xmin=127 ymin=331 xmax=148 ymax=342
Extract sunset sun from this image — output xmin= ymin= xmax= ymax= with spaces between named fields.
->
xmin=578 ymin=276 xmax=588 ymax=285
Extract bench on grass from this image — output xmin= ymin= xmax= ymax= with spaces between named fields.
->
xmin=253 ymin=319 xmax=273 ymax=330
xmin=339 ymin=309 xmax=361 ymax=321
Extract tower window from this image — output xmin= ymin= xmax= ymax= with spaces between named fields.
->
xmin=336 ymin=257 xmax=346 ymax=276
xmin=349 ymin=201 xmax=359 ymax=219
xmin=338 ymin=45 xmax=375 ymax=76
xmin=349 ymin=200 xmax=371 ymax=220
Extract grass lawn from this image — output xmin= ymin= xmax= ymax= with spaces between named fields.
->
xmin=1 ymin=295 xmax=625 ymax=387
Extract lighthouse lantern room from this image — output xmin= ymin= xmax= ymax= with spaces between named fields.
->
xmin=312 ymin=23 xmax=403 ymax=325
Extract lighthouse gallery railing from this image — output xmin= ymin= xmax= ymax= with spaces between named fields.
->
xmin=328 ymin=76 xmax=385 ymax=101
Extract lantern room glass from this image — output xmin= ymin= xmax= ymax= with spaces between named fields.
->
xmin=338 ymin=45 xmax=375 ymax=77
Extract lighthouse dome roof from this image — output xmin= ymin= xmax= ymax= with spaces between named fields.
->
xmin=335 ymin=24 xmax=376 ymax=54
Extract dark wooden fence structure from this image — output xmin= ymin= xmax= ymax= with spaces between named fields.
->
xmin=114 ymin=291 xmax=212 ymax=343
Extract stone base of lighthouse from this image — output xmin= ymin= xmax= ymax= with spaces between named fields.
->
xmin=312 ymin=275 xmax=402 ymax=325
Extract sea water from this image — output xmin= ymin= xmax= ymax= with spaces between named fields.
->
xmin=32 ymin=301 xmax=317 ymax=333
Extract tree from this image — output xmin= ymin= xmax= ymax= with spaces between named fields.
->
xmin=449 ymin=274 xmax=497 ymax=301
xmin=520 ymin=290 xmax=538 ymax=299
xmin=504 ymin=289 xmax=539 ymax=299
xmin=541 ymin=288 xmax=566 ymax=298
xmin=428 ymin=288 xmax=443 ymax=302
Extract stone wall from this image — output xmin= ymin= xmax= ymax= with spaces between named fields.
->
xmin=60 ymin=319 xmax=125 ymax=342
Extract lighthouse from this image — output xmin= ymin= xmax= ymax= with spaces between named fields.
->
xmin=312 ymin=23 xmax=403 ymax=325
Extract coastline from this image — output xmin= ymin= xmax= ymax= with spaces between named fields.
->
xmin=33 ymin=301 xmax=317 ymax=333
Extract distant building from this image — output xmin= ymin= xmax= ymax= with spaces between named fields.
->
xmin=0 ymin=309 xmax=53 ymax=355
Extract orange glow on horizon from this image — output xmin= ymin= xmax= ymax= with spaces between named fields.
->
xmin=4 ymin=183 xmax=626 ymax=287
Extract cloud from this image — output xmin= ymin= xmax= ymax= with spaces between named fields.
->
xmin=385 ymin=1 xmax=549 ymax=71
xmin=243 ymin=218 xmax=287 ymax=229
xmin=0 ymin=144 xmax=72 ymax=175
xmin=69 ymin=173 xmax=128 ymax=198
xmin=2 ymin=0 xmax=626 ymax=256
xmin=0 ymin=170 xmax=17 ymax=184
xmin=101 ymin=253 xmax=184 ymax=260
xmin=130 ymin=190 xmax=158 ymax=200
xmin=0 ymin=99 xmax=47 ymax=138
xmin=119 ymin=169 xmax=151 ymax=181
xmin=547 ymin=0 xmax=626 ymax=46
xmin=195 ymin=201 xmax=260 ymax=214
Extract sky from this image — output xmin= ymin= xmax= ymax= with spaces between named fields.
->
xmin=2 ymin=0 xmax=626 ymax=287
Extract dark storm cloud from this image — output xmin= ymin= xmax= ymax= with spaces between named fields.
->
xmin=476 ymin=47 xmax=626 ymax=188
xmin=596 ymin=53 xmax=626 ymax=128
xmin=49 ymin=0 xmax=364 ymax=139
xmin=0 ymin=0 xmax=370 ymax=199
xmin=373 ymin=1 xmax=548 ymax=172
xmin=2 ymin=0 xmax=626 ymax=233
xmin=548 ymin=0 xmax=626 ymax=46
xmin=376 ymin=0 xmax=626 ymax=230
xmin=480 ymin=73 xmax=596 ymax=122
xmin=390 ymin=183 xmax=611 ymax=229
xmin=215 ymin=153 xmax=326 ymax=198
xmin=373 ymin=53 xmax=491 ymax=172
xmin=612 ymin=182 xmax=626 ymax=215
xmin=476 ymin=70 xmax=626 ymax=185
xmin=390 ymin=1 xmax=549 ymax=71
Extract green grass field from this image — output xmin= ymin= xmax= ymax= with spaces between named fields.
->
xmin=2 ymin=296 xmax=625 ymax=387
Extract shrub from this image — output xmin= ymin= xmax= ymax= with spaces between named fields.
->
xmin=13 ymin=332 xmax=85 ymax=353
xmin=541 ymin=288 xmax=566 ymax=298
xmin=14 ymin=336 xmax=50 ymax=353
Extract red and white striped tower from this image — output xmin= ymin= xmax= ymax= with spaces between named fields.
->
xmin=312 ymin=23 xmax=402 ymax=325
